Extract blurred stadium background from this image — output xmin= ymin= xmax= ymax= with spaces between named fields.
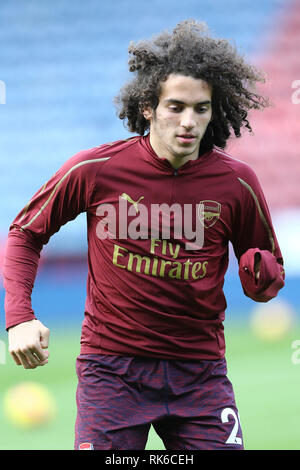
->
xmin=0 ymin=0 xmax=300 ymax=450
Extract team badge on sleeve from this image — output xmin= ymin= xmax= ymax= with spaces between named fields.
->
xmin=79 ymin=442 xmax=94 ymax=450
xmin=198 ymin=200 xmax=221 ymax=228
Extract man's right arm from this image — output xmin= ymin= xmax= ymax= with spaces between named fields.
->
xmin=4 ymin=229 xmax=41 ymax=329
xmin=3 ymin=148 xmax=102 ymax=367
xmin=3 ymin=227 xmax=51 ymax=368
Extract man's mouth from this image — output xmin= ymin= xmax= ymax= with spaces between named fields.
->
xmin=177 ymin=134 xmax=197 ymax=144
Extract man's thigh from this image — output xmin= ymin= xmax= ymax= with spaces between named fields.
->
xmin=74 ymin=354 xmax=160 ymax=450
xmin=153 ymin=407 xmax=243 ymax=450
xmin=75 ymin=415 xmax=150 ymax=450
xmin=153 ymin=358 xmax=244 ymax=450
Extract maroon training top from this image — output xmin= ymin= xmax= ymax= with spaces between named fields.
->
xmin=3 ymin=135 xmax=284 ymax=360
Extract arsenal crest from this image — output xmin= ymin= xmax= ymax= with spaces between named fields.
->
xmin=79 ymin=442 xmax=94 ymax=450
xmin=198 ymin=200 xmax=221 ymax=228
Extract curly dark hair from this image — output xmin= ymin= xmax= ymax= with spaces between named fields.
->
xmin=114 ymin=20 xmax=270 ymax=154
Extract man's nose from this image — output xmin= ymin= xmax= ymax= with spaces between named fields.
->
xmin=180 ymin=110 xmax=196 ymax=129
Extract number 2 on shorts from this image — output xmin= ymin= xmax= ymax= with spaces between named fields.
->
xmin=221 ymin=407 xmax=243 ymax=445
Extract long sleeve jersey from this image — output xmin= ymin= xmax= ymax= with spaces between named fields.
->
xmin=3 ymin=135 xmax=284 ymax=360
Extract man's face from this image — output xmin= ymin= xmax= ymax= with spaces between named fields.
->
xmin=144 ymin=74 xmax=212 ymax=169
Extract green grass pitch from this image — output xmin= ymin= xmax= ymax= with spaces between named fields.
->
xmin=0 ymin=323 xmax=300 ymax=450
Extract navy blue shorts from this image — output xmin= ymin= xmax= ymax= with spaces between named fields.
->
xmin=74 ymin=354 xmax=243 ymax=450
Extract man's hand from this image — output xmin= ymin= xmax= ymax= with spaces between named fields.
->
xmin=239 ymin=248 xmax=285 ymax=302
xmin=8 ymin=319 xmax=50 ymax=369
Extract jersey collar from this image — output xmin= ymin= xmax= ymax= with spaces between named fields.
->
xmin=140 ymin=134 xmax=213 ymax=173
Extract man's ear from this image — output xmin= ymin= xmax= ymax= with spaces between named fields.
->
xmin=143 ymin=106 xmax=153 ymax=121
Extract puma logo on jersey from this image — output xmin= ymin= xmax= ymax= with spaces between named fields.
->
xmin=121 ymin=193 xmax=144 ymax=213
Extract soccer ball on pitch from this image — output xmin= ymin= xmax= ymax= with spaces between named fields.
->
xmin=250 ymin=298 xmax=296 ymax=342
xmin=3 ymin=381 xmax=57 ymax=429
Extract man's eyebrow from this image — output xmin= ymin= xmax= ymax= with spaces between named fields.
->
xmin=164 ymin=99 xmax=211 ymax=105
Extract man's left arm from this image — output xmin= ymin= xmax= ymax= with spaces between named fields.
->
xmin=231 ymin=167 xmax=285 ymax=303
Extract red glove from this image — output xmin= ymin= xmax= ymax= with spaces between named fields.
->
xmin=239 ymin=248 xmax=285 ymax=302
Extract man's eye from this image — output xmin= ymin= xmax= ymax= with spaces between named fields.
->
xmin=169 ymin=106 xmax=182 ymax=112
xmin=197 ymin=107 xmax=209 ymax=114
